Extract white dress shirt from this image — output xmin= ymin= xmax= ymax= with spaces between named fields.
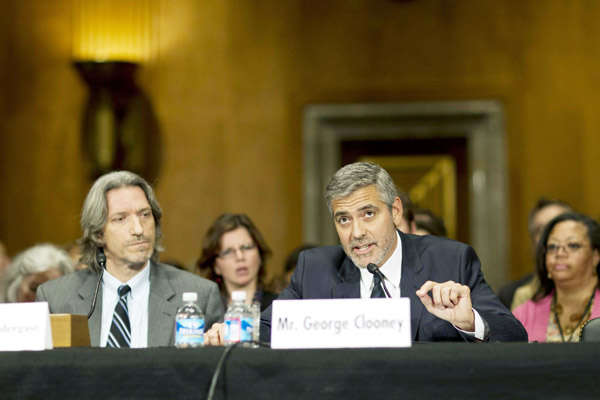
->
xmin=358 ymin=231 xmax=484 ymax=340
xmin=100 ymin=261 xmax=150 ymax=348
xmin=359 ymin=231 xmax=403 ymax=299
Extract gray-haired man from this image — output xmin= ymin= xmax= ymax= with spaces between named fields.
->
xmin=257 ymin=162 xmax=526 ymax=343
xmin=37 ymin=171 xmax=223 ymax=347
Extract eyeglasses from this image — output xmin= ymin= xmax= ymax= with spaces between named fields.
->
xmin=545 ymin=242 xmax=589 ymax=255
xmin=217 ymin=243 xmax=257 ymax=259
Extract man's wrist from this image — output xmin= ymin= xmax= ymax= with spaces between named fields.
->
xmin=454 ymin=311 xmax=475 ymax=332
xmin=454 ymin=310 xmax=485 ymax=341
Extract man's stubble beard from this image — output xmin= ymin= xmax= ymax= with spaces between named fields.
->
xmin=344 ymin=222 xmax=397 ymax=269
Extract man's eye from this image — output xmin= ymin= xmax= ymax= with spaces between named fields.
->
xmin=365 ymin=211 xmax=375 ymax=218
xmin=338 ymin=217 xmax=349 ymax=224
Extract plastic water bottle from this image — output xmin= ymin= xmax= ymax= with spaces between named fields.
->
xmin=249 ymin=301 xmax=261 ymax=348
xmin=175 ymin=292 xmax=205 ymax=348
xmin=224 ymin=291 xmax=254 ymax=347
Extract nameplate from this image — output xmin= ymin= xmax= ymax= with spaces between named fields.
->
xmin=271 ymin=298 xmax=411 ymax=349
xmin=0 ymin=302 xmax=53 ymax=351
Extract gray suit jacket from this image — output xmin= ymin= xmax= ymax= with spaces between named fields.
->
xmin=36 ymin=262 xmax=224 ymax=347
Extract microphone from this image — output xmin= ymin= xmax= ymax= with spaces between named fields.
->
xmin=87 ymin=248 xmax=106 ymax=319
xmin=367 ymin=263 xmax=392 ymax=298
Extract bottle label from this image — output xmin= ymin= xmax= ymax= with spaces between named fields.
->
xmin=225 ymin=317 xmax=254 ymax=343
xmin=175 ymin=318 xmax=204 ymax=346
xmin=241 ymin=317 xmax=253 ymax=342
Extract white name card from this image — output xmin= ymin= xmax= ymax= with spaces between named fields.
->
xmin=271 ymin=298 xmax=411 ymax=349
xmin=0 ymin=302 xmax=53 ymax=351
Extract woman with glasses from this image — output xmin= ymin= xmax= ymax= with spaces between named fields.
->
xmin=513 ymin=212 xmax=600 ymax=342
xmin=197 ymin=214 xmax=277 ymax=311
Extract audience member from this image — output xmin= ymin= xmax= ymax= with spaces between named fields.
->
xmin=36 ymin=170 xmax=223 ymax=347
xmin=498 ymin=198 xmax=572 ymax=309
xmin=396 ymin=189 xmax=417 ymax=234
xmin=205 ymin=162 xmax=526 ymax=345
xmin=270 ymin=244 xmax=316 ymax=293
xmin=414 ymin=208 xmax=447 ymax=236
xmin=64 ymin=241 xmax=87 ymax=270
xmin=3 ymin=244 xmax=74 ymax=303
xmin=197 ymin=214 xmax=277 ymax=312
xmin=513 ymin=212 xmax=600 ymax=342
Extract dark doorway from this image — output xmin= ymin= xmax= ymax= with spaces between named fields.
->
xmin=341 ymin=137 xmax=469 ymax=243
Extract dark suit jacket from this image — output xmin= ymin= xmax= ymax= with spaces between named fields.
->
xmin=261 ymin=232 xmax=527 ymax=343
xmin=36 ymin=262 xmax=224 ymax=347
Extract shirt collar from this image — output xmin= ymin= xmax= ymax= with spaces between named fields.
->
xmin=102 ymin=260 xmax=151 ymax=300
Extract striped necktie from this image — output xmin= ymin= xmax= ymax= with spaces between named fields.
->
xmin=107 ymin=285 xmax=131 ymax=348
xmin=370 ymin=273 xmax=386 ymax=298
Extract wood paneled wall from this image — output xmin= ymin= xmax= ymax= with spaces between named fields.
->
xmin=1 ymin=0 xmax=600 ymax=284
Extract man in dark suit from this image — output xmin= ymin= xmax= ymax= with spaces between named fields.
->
xmin=207 ymin=162 xmax=526 ymax=344
xmin=36 ymin=171 xmax=223 ymax=347
xmin=262 ymin=234 xmax=525 ymax=342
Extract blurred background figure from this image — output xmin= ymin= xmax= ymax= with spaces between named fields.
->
xmin=197 ymin=214 xmax=277 ymax=311
xmin=64 ymin=241 xmax=87 ymax=270
xmin=498 ymin=198 xmax=573 ymax=309
xmin=270 ymin=244 xmax=316 ymax=293
xmin=2 ymin=243 xmax=74 ymax=303
xmin=413 ymin=208 xmax=447 ymax=237
xmin=396 ymin=190 xmax=417 ymax=234
xmin=513 ymin=213 xmax=600 ymax=342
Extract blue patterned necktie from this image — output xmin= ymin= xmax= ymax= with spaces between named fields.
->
xmin=107 ymin=285 xmax=131 ymax=348
xmin=370 ymin=273 xmax=386 ymax=298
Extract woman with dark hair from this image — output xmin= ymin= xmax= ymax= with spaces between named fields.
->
xmin=513 ymin=212 xmax=600 ymax=342
xmin=197 ymin=214 xmax=277 ymax=311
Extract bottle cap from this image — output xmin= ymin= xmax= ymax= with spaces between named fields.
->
xmin=231 ymin=291 xmax=247 ymax=301
xmin=182 ymin=292 xmax=198 ymax=302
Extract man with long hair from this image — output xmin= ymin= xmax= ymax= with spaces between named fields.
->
xmin=37 ymin=171 xmax=223 ymax=347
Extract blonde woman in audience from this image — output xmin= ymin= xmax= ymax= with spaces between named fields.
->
xmin=3 ymin=243 xmax=74 ymax=303
xmin=513 ymin=213 xmax=600 ymax=342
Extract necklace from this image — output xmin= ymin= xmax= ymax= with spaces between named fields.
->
xmin=552 ymin=289 xmax=596 ymax=342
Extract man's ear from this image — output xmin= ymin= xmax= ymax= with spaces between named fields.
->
xmin=94 ymin=231 xmax=105 ymax=246
xmin=392 ymin=197 xmax=403 ymax=227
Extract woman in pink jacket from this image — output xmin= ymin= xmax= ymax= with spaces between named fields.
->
xmin=513 ymin=212 xmax=600 ymax=342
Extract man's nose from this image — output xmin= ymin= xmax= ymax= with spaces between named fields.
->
xmin=130 ymin=216 xmax=144 ymax=235
xmin=351 ymin=219 xmax=366 ymax=239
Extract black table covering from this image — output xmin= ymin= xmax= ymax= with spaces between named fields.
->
xmin=1 ymin=343 xmax=599 ymax=399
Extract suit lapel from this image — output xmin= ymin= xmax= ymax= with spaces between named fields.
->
xmin=332 ymin=256 xmax=361 ymax=298
xmin=327 ymin=234 xmax=427 ymax=340
xmin=399 ymin=232 xmax=426 ymax=341
xmin=147 ymin=263 xmax=178 ymax=347
xmin=77 ymin=271 xmax=103 ymax=346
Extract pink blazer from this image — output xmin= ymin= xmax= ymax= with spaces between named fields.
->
xmin=513 ymin=288 xmax=600 ymax=342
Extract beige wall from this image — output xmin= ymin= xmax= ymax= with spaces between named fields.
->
xmin=1 ymin=0 xmax=600 ymax=284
